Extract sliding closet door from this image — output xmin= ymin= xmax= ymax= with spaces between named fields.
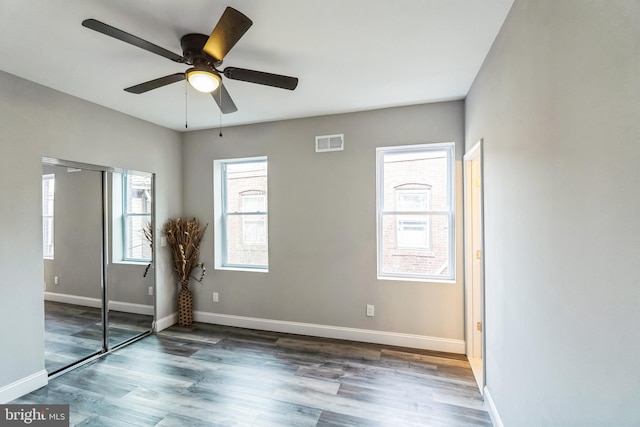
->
xmin=43 ymin=164 xmax=105 ymax=374
xmin=106 ymin=171 xmax=155 ymax=348
xmin=42 ymin=160 xmax=156 ymax=375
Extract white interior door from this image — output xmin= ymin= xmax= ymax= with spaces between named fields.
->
xmin=470 ymin=156 xmax=483 ymax=357
xmin=464 ymin=140 xmax=485 ymax=393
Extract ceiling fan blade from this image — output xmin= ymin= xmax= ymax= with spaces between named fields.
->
xmin=203 ymin=7 xmax=253 ymax=61
xmin=223 ymin=67 xmax=298 ymax=90
xmin=124 ymin=73 xmax=185 ymax=94
xmin=82 ymin=19 xmax=184 ymax=63
xmin=211 ymin=83 xmax=238 ymax=114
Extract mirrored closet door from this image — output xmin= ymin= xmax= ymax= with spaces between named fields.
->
xmin=107 ymin=171 xmax=155 ymax=349
xmin=42 ymin=158 xmax=155 ymax=375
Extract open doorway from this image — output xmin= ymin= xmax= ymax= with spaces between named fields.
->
xmin=464 ymin=139 xmax=485 ymax=393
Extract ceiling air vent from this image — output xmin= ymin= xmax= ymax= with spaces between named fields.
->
xmin=315 ymin=134 xmax=344 ymax=153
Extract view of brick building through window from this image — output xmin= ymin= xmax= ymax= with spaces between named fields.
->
xmin=379 ymin=146 xmax=452 ymax=279
xmin=124 ymin=174 xmax=152 ymax=260
xmin=224 ymin=160 xmax=268 ymax=267
xmin=42 ymin=174 xmax=55 ymax=259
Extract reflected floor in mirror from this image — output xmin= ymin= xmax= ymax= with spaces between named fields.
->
xmin=45 ymin=300 xmax=153 ymax=373
xmin=25 ymin=321 xmax=490 ymax=426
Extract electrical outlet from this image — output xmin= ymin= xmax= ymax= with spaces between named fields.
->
xmin=54 ymin=276 xmax=59 ymax=285
xmin=212 ymin=292 xmax=219 ymax=303
xmin=148 ymin=286 xmax=153 ymax=296
xmin=366 ymin=304 xmax=374 ymax=317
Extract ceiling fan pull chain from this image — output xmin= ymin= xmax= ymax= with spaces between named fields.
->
xmin=185 ymin=82 xmax=189 ymax=129
xmin=219 ymin=89 xmax=223 ymax=137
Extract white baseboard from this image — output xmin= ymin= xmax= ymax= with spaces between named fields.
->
xmin=484 ymin=386 xmax=504 ymax=427
xmin=193 ymin=311 xmax=465 ymax=354
xmin=0 ymin=370 xmax=48 ymax=404
xmin=108 ymin=301 xmax=153 ymax=316
xmin=44 ymin=292 xmax=153 ymax=315
xmin=154 ymin=313 xmax=178 ymax=332
xmin=44 ymin=292 xmax=101 ymax=308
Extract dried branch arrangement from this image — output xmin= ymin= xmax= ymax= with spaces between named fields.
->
xmin=163 ymin=217 xmax=208 ymax=286
xmin=143 ymin=221 xmax=153 ymax=278
xmin=143 ymin=221 xmax=153 ymax=249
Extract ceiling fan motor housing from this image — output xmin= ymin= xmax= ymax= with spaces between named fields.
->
xmin=180 ymin=33 xmax=221 ymax=68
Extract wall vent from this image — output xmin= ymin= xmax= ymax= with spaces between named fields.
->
xmin=315 ymin=134 xmax=344 ymax=153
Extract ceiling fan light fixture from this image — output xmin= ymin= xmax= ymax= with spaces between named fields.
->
xmin=186 ymin=67 xmax=221 ymax=93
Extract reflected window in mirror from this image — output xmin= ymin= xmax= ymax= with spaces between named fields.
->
xmin=123 ymin=174 xmax=152 ymax=261
xmin=42 ymin=173 xmax=55 ymax=259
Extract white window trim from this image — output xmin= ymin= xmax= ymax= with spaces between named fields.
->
xmin=214 ymin=156 xmax=269 ymax=272
xmin=376 ymin=142 xmax=456 ymax=283
xmin=42 ymin=174 xmax=55 ymax=260
xmin=122 ymin=173 xmax=152 ymax=263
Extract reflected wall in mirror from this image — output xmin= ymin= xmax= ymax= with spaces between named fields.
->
xmin=42 ymin=164 xmax=104 ymax=373
xmin=42 ymin=159 xmax=155 ymax=375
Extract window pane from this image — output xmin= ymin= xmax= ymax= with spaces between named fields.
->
xmin=242 ymin=194 xmax=266 ymax=212
xmin=225 ymin=214 xmax=269 ymax=266
xmin=220 ymin=159 xmax=268 ymax=269
xmin=225 ymin=162 xmax=268 ymax=213
xmin=380 ymin=214 xmax=450 ymax=277
xmin=125 ymin=216 xmax=152 ymax=260
xmin=398 ymin=193 xmax=428 ymax=211
xmin=243 ymin=216 xmax=267 ymax=245
xmin=43 ymin=217 xmax=54 ymax=258
xmin=42 ymin=174 xmax=55 ymax=259
xmin=382 ymin=150 xmax=449 ymax=212
xmin=125 ymin=175 xmax=152 ymax=214
xmin=123 ymin=174 xmax=152 ymax=261
xmin=397 ymin=216 xmax=430 ymax=249
xmin=377 ymin=144 xmax=454 ymax=281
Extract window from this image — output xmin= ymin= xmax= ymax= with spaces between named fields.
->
xmin=396 ymin=185 xmax=432 ymax=249
xmin=377 ymin=143 xmax=455 ymax=281
xmin=214 ymin=157 xmax=268 ymax=271
xmin=241 ymin=193 xmax=267 ymax=245
xmin=123 ymin=174 xmax=152 ymax=261
xmin=42 ymin=174 xmax=55 ymax=259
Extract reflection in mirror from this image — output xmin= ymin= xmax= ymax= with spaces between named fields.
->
xmin=42 ymin=159 xmax=155 ymax=375
xmin=42 ymin=164 xmax=104 ymax=374
xmin=107 ymin=171 xmax=154 ymax=348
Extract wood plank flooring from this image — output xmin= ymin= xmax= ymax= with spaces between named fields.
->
xmin=45 ymin=300 xmax=153 ymax=373
xmin=17 ymin=322 xmax=491 ymax=426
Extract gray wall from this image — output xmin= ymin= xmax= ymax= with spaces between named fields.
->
xmin=42 ymin=166 xmax=153 ymax=306
xmin=182 ymin=101 xmax=465 ymax=339
xmin=465 ymin=0 xmax=640 ymax=425
xmin=43 ymin=165 xmax=102 ymax=299
xmin=0 ymin=69 xmax=182 ymax=395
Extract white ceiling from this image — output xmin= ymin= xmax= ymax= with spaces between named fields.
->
xmin=0 ymin=0 xmax=513 ymax=132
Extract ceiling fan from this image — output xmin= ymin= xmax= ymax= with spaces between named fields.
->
xmin=82 ymin=7 xmax=298 ymax=114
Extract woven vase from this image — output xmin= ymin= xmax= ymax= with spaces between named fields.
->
xmin=178 ymin=283 xmax=193 ymax=327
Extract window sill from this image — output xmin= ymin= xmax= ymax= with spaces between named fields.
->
xmin=114 ymin=260 xmax=151 ymax=266
xmin=377 ymin=275 xmax=456 ymax=284
xmin=216 ymin=266 xmax=269 ymax=273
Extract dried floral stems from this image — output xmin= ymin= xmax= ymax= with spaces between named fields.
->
xmin=143 ymin=222 xmax=153 ymax=278
xmin=143 ymin=222 xmax=153 ymax=249
xmin=163 ymin=218 xmax=207 ymax=286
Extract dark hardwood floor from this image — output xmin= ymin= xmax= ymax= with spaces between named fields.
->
xmin=45 ymin=300 xmax=153 ymax=373
xmin=18 ymin=322 xmax=491 ymax=426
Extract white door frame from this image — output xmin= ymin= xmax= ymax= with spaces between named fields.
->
xmin=463 ymin=139 xmax=486 ymax=394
